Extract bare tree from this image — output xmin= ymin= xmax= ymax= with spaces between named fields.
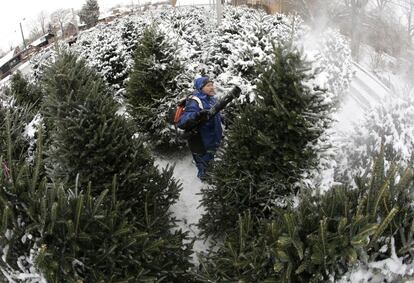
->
xmin=283 ymin=0 xmax=350 ymax=28
xmin=51 ymin=9 xmax=71 ymax=37
xmin=375 ymin=0 xmax=390 ymax=11
xmin=283 ymin=0 xmax=316 ymax=22
xmin=38 ymin=11 xmax=48 ymax=34
xmin=402 ymin=0 xmax=414 ymax=44
xmin=8 ymin=41 xmax=15 ymax=51
xmin=28 ymin=25 xmax=43 ymax=43
xmin=349 ymin=0 xmax=368 ymax=60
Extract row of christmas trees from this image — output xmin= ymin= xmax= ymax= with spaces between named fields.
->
xmin=0 ymin=52 xmax=194 ymax=282
xmin=1 ymin=17 xmax=414 ymax=283
xmin=124 ymin=24 xmax=414 ymax=282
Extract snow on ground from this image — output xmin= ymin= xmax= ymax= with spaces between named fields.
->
xmin=339 ymin=238 xmax=414 ymax=282
xmin=155 ymin=153 xmax=209 ymax=264
xmin=17 ymin=61 xmax=32 ymax=76
xmin=0 ymin=60 xmax=32 ymax=88
xmin=334 ymin=61 xmax=392 ymax=133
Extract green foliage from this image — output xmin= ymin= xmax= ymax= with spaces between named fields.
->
xmin=5 ymin=71 xmax=42 ymax=111
xmin=79 ymin=0 xmax=100 ymax=28
xmin=92 ymin=35 xmax=131 ymax=89
xmin=41 ymin=52 xmax=179 ymax=215
xmin=0 ymin=106 xmax=34 ymax=163
xmin=199 ymin=47 xmax=333 ymax=237
xmin=199 ymin=150 xmax=414 ymax=282
xmin=34 ymin=181 xmax=194 ymax=282
xmin=0 ymin=128 xmax=194 ymax=282
xmin=0 ymin=72 xmax=43 ymax=164
xmin=121 ymin=19 xmax=140 ymax=54
xmin=126 ymin=25 xmax=185 ymax=152
xmin=0 ymin=130 xmax=45 ymax=281
xmin=197 ymin=213 xmax=277 ymax=283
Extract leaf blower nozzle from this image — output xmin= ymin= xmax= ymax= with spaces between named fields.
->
xmin=228 ymin=85 xmax=242 ymax=98
xmin=209 ymin=85 xmax=242 ymax=117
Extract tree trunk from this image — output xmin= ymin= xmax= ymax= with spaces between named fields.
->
xmin=408 ymin=1 xmax=413 ymax=47
xmin=351 ymin=0 xmax=358 ymax=60
xmin=350 ymin=0 xmax=366 ymax=61
xmin=60 ymin=22 xmax=64 ymax=38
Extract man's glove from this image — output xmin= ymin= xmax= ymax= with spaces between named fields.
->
xmin=196 ymin=109 xmax=210 ymax=122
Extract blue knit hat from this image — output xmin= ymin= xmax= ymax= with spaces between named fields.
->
xmin=194 ymin=76 xmax=212 ymax=91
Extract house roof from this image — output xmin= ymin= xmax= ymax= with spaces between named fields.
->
xmin=0 ymin=49 xmax=17 ymax=69
xmin=98 ymin=12 xmax=116 ymax=20
xmin=29 ymin=33 xmax=54 ymax=48
xmin=30 ymin=36 xmax=47 ymax=47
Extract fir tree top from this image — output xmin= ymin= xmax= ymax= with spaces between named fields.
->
xmin=79 ymin=0 xmax=100 ymax=28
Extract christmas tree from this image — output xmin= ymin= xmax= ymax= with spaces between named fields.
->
xmin=336 ymin=97 xmax=414 ymax=184
xmin=199 ymin=149 xmax=414 ymax=282
xmin=126 ymin=25 xmax=185 ymax=152
xmin=121 ymin=19 xmax=141 ymax=54
xmin=37 ymin=52 xmax=193 ymax=280
xmin=0 ymin=106 xmax=34 ymax=164
xmin=199 ymin=46 xmax=334 ymax=237
xmin=91 ymin=32 xmax=131 ymax=89
xmin=5 ymin=71 xmax=42 ymax=111
xmin=0 ymin=123 xmax=194 ymax=282
xmin=79 ymin=0 xmax=100 ymax=28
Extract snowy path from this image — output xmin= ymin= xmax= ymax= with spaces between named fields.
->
xmin=155 ymin=153 xmax=208 ymax=263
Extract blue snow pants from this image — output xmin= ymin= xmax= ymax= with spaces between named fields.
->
xmin=192 ymin=150 xmax=215 ymax=179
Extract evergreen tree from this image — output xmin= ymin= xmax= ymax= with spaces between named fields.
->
xmin=0 ymin=72 xmax=44 ymax=164
xmin=93 ymin=33 xmax=131 ymax=89
xmin=336 ymin=97 xmax=414 ymax=184
xmin=199 ymin=149 xmax=414 ymax=282
xmin=41 ymin=52 xmax=182 ymax=221
xmin=199 ymin=47 xmax=334 ymax=237
xmin=79 ymin=0 xmax=100 ymax=28
xmin=0 ymin=123 xmax=194 ymax=282
xmin=37 ymin=51 xmax=194 ymax=281
xmin=126 ymin=25 xmax=185 ymax=152
xmin=0 ymin=106 xmax=34 ymax=163
xmin=121 ymin=19 xmax=140 ymax=54
xmin=5 ymin=71 xmax=42 ymax=111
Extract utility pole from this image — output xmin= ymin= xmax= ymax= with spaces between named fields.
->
xmin=72 ymin=8 xmax=79 ymax=34
xmin=19 ymin=19 xmax=26 ymax=49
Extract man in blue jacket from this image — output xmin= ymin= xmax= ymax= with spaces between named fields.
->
xmin=178 ymin=76 xmax=223 ymax=180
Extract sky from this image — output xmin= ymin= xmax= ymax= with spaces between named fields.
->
xmin=0 ymin=0 xmax=213 ymax=53
xmin=0 ymin=0 xmax=159 ymax=52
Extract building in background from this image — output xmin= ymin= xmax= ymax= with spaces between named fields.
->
xmin=231 ymin=0 xmax=282 ymax=14
xmin=28 ymin=33 xmax=55 ymax=51
xmin=0 ymin=47 xmax=23 ymax=79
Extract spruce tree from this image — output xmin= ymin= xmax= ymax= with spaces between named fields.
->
xmin=39 ymin=52 xmax=194 ymax=281
xmin=5 ymin=71 xmax=42 ymax=111
xmin=0 ymin=106 xmax=34 ymax=163
xmin=121 ymin=19 xmax=140 ymax=54
xmin=0 ymin=122 xmax=194 ymax=282
xmin=126 ymin=25 xmax=184 ymax=152
xmin=42 ymin=52 xmax=181 ymax=220
xmin=43 ymin=53 xmax=179 ymax=217
xmin=199 ymin=47 xmax=334 ymax=237
xmin=79 ymin=0 xmax=100 ymax=28
xmin=93 ymin=35 xmax=131 ymax=89
xmin=199 ymin=150 xmax=414 ymax=282
xmin=336 ymin=98 xmax=414 ymax=183
xmin=0 ymin=72 xmax=43 ymax=164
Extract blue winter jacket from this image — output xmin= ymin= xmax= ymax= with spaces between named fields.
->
xmin=177 ymin=81 xmax=223 ymax=152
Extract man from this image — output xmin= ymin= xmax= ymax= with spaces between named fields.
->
xmin=178 ymin=76 xmax=223 ymax=180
